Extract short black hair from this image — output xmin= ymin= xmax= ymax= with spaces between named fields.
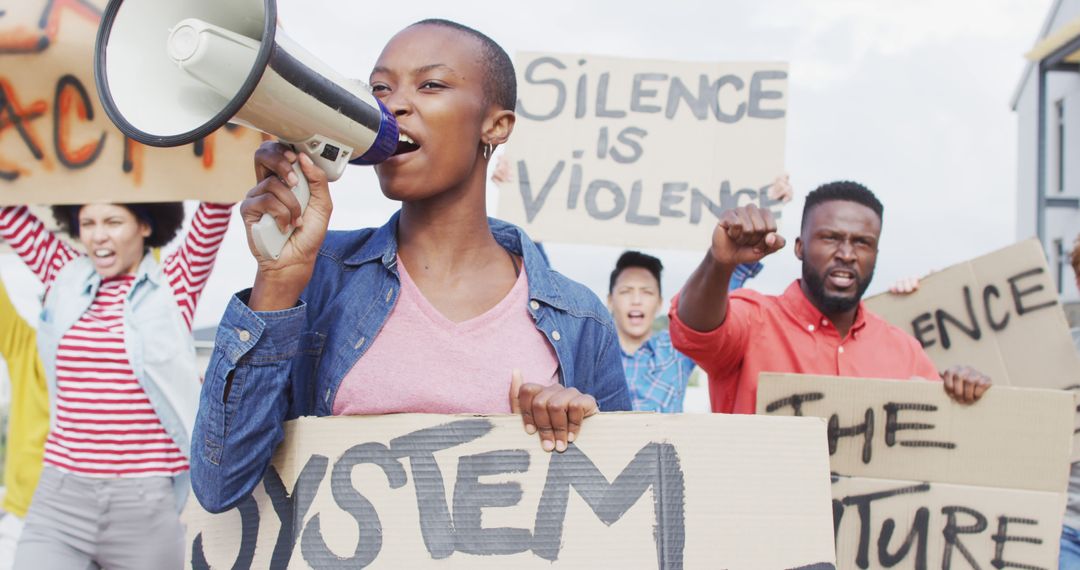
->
xmin=610 ymin=251 xmax=663 ymax=294
xmin=411 ymin=19 xmax=517 ymax=111
xmin=51 ymin=203 xmax=186 ymax=248
xmin=801 ymin=180 xmax=884 ymax=231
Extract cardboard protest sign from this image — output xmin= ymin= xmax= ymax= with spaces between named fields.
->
xmin=758 ymin=373 xmax=1074 ymax=570
xmin=183 ymin=413 xmax=837 ymax=569
xmin=864 ymin=239 xmax=1080 ymax=391
xmin=0 ymin=1 xmax=264 ymax=205
xmin=864 ymin=239 xmax=1080 ymax=458
xmin=830 ymin=478 xmax=1066 ymax=570
xmin=496 ymin=52 xmax=787 ymax=250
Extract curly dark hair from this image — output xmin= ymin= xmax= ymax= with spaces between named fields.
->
xmin=51 ymin=203 xmax=186 ymax=248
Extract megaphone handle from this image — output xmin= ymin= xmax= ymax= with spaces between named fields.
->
xmin=250 ymin=159 xmax=311 ymax=260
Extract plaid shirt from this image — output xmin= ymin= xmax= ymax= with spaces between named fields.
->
xmin=622 ymin=262 xmax=762 ymax=412
xmin=622 ymin=330 xmax=697 ymax=412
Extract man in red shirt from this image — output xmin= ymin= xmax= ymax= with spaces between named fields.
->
xmin=670 ymin=180 xmax=989 ymax=414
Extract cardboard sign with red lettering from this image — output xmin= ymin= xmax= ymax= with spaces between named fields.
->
xmin=182 ymin=413 xmax=837 ymax=569
xmin=0 ymin=1 xmax=263 ymax=205
xmin=758 ymin=373 xmax=1074 ymax=570
xmin=495 ymin=52 xmax=787 ymax=250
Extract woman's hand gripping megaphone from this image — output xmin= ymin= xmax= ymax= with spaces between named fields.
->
xmin=248 ymin=143 xmax=312 ymax=261
xmin=242 ymin=141 xmax=333 ymax=311
xmin=247 ymin=138 xmax=342 ymax=261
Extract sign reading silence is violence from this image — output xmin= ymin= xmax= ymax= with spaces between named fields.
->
xmin=0 ymin=0 xmax=262 ymax=205
xmin=495 ymin=52 xmax=787 ymax=250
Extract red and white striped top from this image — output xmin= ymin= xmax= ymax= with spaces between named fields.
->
xmin=0 ymin=203 xmax=232 ymax=478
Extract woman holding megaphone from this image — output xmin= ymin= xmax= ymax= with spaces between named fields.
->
xmin=0 ymin=201 xmax=231 ymax=569
xmin=190 ymin=19 xmax=631 ymax=514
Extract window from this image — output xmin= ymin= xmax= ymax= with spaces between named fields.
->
xmin=1056 ymin=99 xmax=1065 ymax=194
xmin=1056 ymin=238 xmax=1066 ymax=294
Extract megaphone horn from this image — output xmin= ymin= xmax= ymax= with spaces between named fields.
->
xmin=94 ymin=0 xmax=398 ymax=260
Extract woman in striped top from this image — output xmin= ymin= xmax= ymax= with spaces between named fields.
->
xmin=0 ymin=201 xmax=231 ymax=570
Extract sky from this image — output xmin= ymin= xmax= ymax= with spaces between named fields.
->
xmin=0 ymin=0 xmax=1059 ymax=334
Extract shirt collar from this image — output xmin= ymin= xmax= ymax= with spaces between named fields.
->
xmin=343 ymin=212 xmax=568 ymax=311
xmin=80 ymin=250 xmax=162 ymax=295
xmin=623 ymin=334 xmax=658 ymax=358
xmin=345 ymin=211 xmax=400 ymax=269
xmin=781 ymin=280 xmax=868 ymax=337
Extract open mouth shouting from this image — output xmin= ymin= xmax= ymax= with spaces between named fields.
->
xmin=627 ymin=310 xmax=647 ymax=327
xmin=92 ymin=248 xmax=118 ymax=269
xmin=826 ymin=268 xmax=858 ymax=291
xmin=393 ymin=131 xmax=420 ymax=156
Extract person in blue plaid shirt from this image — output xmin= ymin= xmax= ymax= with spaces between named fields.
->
xmin=608 ymin=251 xmax=761 ymax=412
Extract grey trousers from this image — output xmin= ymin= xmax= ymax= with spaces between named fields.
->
xmin=13 ymin=466 xmax=183 ymax=570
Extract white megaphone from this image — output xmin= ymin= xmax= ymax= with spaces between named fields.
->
xmin=94 ymin=0 xmax=399 ymax=259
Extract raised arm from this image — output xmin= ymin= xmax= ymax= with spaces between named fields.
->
xmin=677 ymin=205 xmax=785 ymax=332
xmin=190 ymin=143 xmax=333 ymax=513
xmin=0 ymin=206 xmax=78 ymax=290
xmin=242 ymin=143 xmax=334 ymax=312
xmin=163 ymin=202 xmax=233 ymax=330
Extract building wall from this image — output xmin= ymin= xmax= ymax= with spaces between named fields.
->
xmin=1060 ymin=0 xmax=1080 ymax=30
xmin=1017 ymin=76 xmax=1038 ymax=241
xmin=1016 ymin=0 xmax=1080 ymax=303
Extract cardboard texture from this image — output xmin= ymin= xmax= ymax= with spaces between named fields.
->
xmin=863 ymin=239 xmax=1080 ymax=459
xmin=496 ymin=52 xmax=787 ymax=250
xmin=0 ymin=1 xmax=264 ymax=205
xmin=758 ymin=373 xmax=1074 ymax=570
xmin=183 ymin=413 xmax=837 ymax=569
xmin=831 ymin=477 xmax=1065 ymax=570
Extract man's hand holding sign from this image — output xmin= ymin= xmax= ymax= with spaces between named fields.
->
xmin=939 ymin=365 xmax=991 ymax=404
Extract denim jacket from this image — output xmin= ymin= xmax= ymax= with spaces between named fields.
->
xmin=37 ymin=254 xmax=200 ymax=511
xmin=191 ymin=214 xmax=632 ymax=513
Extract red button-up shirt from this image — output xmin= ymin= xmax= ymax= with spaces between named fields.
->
xmin=669 ymin=280 xmax=939 ymax=414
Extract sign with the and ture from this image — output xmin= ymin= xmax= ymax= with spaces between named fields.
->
xmin=759 ymin=373 xmax=1074 ymax=570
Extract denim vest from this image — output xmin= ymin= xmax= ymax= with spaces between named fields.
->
xmin=37 ymin=254 xmax=199 ymax=510
xmin=191 ymin=214 xmax=631 ymax=513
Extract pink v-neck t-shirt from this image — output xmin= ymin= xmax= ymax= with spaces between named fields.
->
xmin=332 ymin=257 xmax=560 ymax=415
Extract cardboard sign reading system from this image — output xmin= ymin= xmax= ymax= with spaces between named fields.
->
xmin=183 ymin=413 xmax=837 ymax=569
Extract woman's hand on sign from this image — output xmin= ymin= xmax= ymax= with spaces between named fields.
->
xmin=510 ymin=369 xmax=598 ymax=453
xmin=710 ymin=204 xmax=786 ymax=268
xmin=243 ymin=142 xmax=333 ymax=311
xmin=940 ymin=365 xmax=992 ymax=404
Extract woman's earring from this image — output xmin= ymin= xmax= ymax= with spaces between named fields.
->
xmin=482 ymin=143 xmax=493 ymax=160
